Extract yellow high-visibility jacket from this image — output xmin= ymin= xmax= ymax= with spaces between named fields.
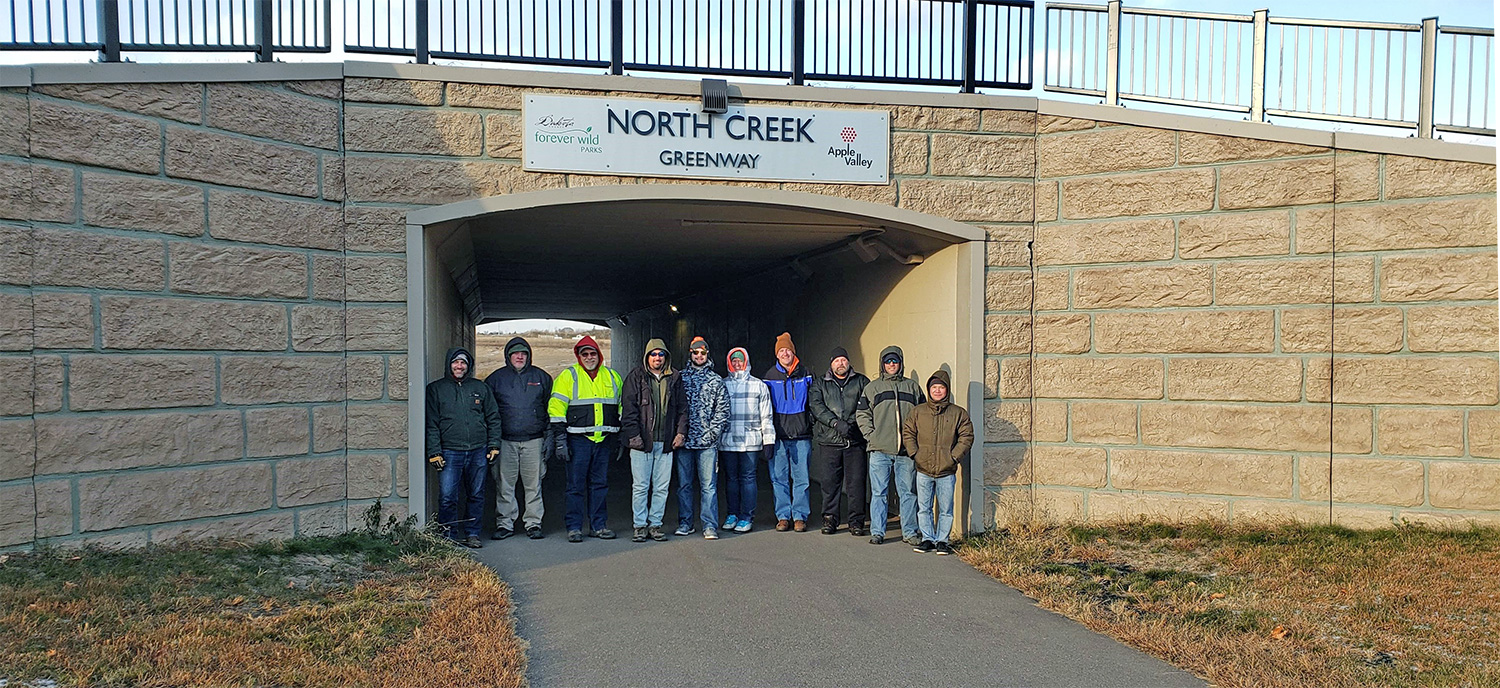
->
xmin=549 ymin=364 xmax=624 ymax=443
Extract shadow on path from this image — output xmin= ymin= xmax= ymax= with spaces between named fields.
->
xmin=468 ymin=454 xmax=1205 ymax=688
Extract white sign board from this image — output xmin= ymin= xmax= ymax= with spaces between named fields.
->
xmin=523 ymin=95 xmax=890 ymax=184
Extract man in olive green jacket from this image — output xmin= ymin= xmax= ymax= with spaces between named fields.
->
xmin=900 ymin=369 xmax=973 ymax=555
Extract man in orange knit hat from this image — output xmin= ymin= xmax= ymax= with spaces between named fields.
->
xmin=763 ymin=332 xmax=815 ymax=532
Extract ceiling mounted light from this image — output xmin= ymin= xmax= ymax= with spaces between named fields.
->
xmin=669 ymin=304 xmax=680 ymax=313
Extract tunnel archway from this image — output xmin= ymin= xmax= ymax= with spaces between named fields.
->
xmin=405 ymin=185 xmax=988 ymax=535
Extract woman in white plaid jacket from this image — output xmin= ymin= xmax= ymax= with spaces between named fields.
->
xmin=718 ymin=347 xmax=775 ymax=532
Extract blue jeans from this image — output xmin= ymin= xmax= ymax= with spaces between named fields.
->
xmin=565 ymin=434 xmax=615 ymax=532
xmin=438 ymin=447 xmax=488 ymax=539
xmin=676 ymin=447 xmax=720 ymax=530
xmin=629 ymin=441 xmax=674 ymax=528
xmin=869 ymin=451 xmax=918 ymax=539
xmin=720 ymin=449 xmax=759 ymax=522
xmin=916 ymin=472 xmax=957 ymax=544
xmin=770 ymin=438 xmax=811 ymax=521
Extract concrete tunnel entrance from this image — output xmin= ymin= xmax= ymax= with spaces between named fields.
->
xmin=405 ymin=185 xmax=987 ymax=538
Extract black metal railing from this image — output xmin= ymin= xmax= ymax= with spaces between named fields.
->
xmin=2 ymin=0 xmax=1033 ymax=92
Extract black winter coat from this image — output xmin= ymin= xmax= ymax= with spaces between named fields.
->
xmin=808 ymin=370 xmax=869 ymax=447
xmin=484 ymin=342 xmax=553 ymax=442
xmin=424 ymin=347 xmax=503 ymax=457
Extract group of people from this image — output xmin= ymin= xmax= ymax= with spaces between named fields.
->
xmin=423 ymin=332 xmax=973 ymax=555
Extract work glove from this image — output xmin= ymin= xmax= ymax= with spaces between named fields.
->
xmin=627 ymin=435 xmax=645 ymax=451
xmin=552 ymin=424 xmax=570 ymax=463
xmin=834 ymin=420 xmax=852 ymax=439
xmin=487 ymin=448 xmax=499 ymax=463
xmin=428 ymin=455 xmax=446 ymax=470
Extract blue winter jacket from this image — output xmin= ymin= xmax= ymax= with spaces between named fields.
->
xmin=763 ymin=362 xmax=813 ymax=440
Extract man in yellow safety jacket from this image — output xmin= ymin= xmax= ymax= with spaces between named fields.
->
xmin=549 ymin=334 xmax=624 ymax=543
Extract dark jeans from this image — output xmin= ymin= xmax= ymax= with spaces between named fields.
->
xmin=565 ymin=434 xmax=616 ymax=532
xmin=719 ymin=449 xmax=760 ymax=522
xmin=438 ymin=447 xmax=488 ymax=539
xmin=817 ymin=443 xmax=868 ymax=527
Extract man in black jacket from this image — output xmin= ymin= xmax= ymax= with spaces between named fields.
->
xmin=425 ymin=347 xmax=502 ymax=548
xmin=485 ymin=337 xmax=553 ymax=541
xmin=808 ymin=346 xmax=871 ymax=536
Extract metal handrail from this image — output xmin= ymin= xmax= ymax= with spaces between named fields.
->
xmin=1044 ymin=1 xmax=1494 ymax=137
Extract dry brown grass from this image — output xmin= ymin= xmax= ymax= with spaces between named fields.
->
xmin=474 ymin=330 xmax=611 ymax=380
xmin=0 ymin=512 xmax=527 ymax=687
xmin=959 ymin=521 xmax=1500 ymax=688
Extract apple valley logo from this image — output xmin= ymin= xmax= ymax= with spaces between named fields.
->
xmin=828 ymin=125 xmax=872 ymax=169
xmin=533 ymin=115 xmax=602 ymax=153
xmin=840 ymin=127 xmax=858 ymax=142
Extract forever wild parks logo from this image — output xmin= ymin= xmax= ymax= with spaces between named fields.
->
xmin=533 ymin=114 xmax=602 ymax=154
xmin=829 ymin=125 xmax=872 ymax=168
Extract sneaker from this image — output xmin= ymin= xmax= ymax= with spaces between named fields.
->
xmin=464 ymin=536 xmax=483 ymax=549
xmin=914 ymin=540 xmax=935 ymax=553
xmin=649 ymin=527 xmax=667 ymax=542
xmin=935 ymin=541 xmax=953 ymax=555
xmin=903 ymin=535 xmax=923 ymax=547
xmin=776 ymin=519 xmax=791 ymax=532
xmin=793 ymin=520 xmax=807 ymax=533
xmin=674 ymin=524 xmax=695 ymax=536
xmin=734 ymin=519 xmax=752 ymax=533
xmin=723 ymin=516 xmax=738 ymax=530
xmin=527 ymin=526 xmax=544 ymax=540
xmin=632 ymin=527 xmax=648 ymax=543
xmin=567 ymin=530 xmax=583 ymax=543
xmin=869 ymin=533 xmax=885 ymax=545
xmin=703 ymin=528 xmax=719 ymax=540
xmin=821 ymin=516 xmax=838 ymax=535
xmin=491 ymin=528 xmax=514 ymax=541
xmin=594 ymin=528 xmax=616 ymax=540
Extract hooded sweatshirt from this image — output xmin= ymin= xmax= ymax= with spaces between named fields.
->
xmin=720 ymin=348 xmax=777 ymax=452
xmin=855 ymin=345 xmax=925 ymax=455
xmin=621 ymin=338 xmax=688 ymax=450
xmin=680 ymin=346 xmax=730 ymax=450
xmin=900 ymin=370 xmax=974 ymax=478
xmin=425 ymin=346 xmax=503 ymax=457
xmin=484 ymin=337 xmax=553 ymax=442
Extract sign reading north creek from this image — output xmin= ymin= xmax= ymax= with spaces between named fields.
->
xmin=523 ymin=95 xmax=890 ymax=184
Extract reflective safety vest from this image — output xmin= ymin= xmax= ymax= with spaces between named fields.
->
xmin=548 ymin=364 xmax=623 ymax=443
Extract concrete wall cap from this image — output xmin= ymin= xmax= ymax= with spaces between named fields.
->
xmin=1333 ymin=131 xmax=1495 ymax=165
xmin=0 ymin=66 xmax=31 ymax=87
xmin=406 ymin=184 xmax=986 ymax=242
xmin=29 ymin=62 xmax=344 ymax=84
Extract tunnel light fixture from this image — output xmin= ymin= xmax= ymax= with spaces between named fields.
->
xmin=669 ymin=304 xmax=679 ymax=313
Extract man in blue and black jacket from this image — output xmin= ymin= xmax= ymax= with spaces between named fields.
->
xmin=763 ymin=332 xmax=814 ymax=532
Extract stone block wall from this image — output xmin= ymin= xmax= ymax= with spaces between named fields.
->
xmin=982 ymin=115 xmax=1499 ymax=529
xmin=0 ymin=68 xmax=1494 ymax=548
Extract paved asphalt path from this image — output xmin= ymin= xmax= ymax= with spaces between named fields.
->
xmin=469 ymin=457 xmax=1205 ymax=688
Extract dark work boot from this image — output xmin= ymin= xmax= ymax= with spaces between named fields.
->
xmin=821 ymin=516 xmax=838 ymax=535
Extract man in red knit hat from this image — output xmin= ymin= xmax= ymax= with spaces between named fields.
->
xmin=548 ymin=335 xmax=625 ymax=543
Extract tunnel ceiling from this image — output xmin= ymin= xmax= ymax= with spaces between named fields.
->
xmin=466 ymin=199 xmax=957 ymax=321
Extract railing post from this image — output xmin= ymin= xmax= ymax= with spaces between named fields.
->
xmin=98 ymin=0 xmax=120 ymax=62
xmin=255 ymin=0 xmax=273 ymax=61
xmin=1104 ymin=0 xmax=1121 ymax=105
xmin=415 ymin=0 xmax=429 ymax=63
xmin=791 ymin=0 xmax=805 ymax=85
xmin=1249 ymin=9 xmax=1268 ymax=122
xmin=1417 ymin=16 xmax=1438 ymax=137
xmin=609 ymin=0 xmax=623 ymax=75
xmin=961 ymin=0 xmax=978 ymax=93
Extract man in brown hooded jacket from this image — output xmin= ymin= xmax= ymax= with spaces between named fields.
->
xmin=620 ymin=338 xmax=688 ymax=542
xmin=900 ymin=369 xmax=973 ymax=555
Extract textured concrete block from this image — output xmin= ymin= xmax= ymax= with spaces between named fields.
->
xmin=346 ymin=306 xmax=408 ymax=351
xmin=1094 ymin=310 xmax=1274 ymax=353
xmin=1089 ymin=492 xmax=1229 ymax=522
xmin=246 ymin=406 xmax=311 ymax=457
xmin=1035 ymin=181 xmax=1058 ymax=222
xmin=36 ymin=82 xmax=203 ymax=123
xmin=30 ymin=100 xmax=160 ymax=173
xmin=1167 ymin=357 xmax=1304 ymax=403
xmin=0 ymin=162 xmax=75 ymax=223
xmin=1380 ymin=251 xmax=1498 ymax=302
xmin=297 ymin=503 xmax=349 ymax=536
xmin=1073 ymin=264 xmax=1211 ymax=309
xmin=34 ymin=410 xmax=242 ymax=474
xmin=1139 ymin=402 xmax=1369 ymax=453
xmin=78 ymin=463 xmax=273 ymax=532
xmin=1178 ymin=211 xmax=1291 ymax=259
xmin=1333 ymin=152 xmax=1380 ymax=202
xmin=1385 ymin=155 xmax=1497 ymax=199
xmin=322 ymin=155 xmax=344 ymax=201
xmin=1214 ymin=257 xmax=1374 ymax=305
xmin=986 ymin=240 xmax=1029 ymax=268
xmin=0 ymin=483 xmax=35 ymax=546
xmin=779 ymin=182 xmax=898 ymax=206
xmin=983 ymin=444 xmax=1030 ymax=487
xmin=348 ymin=403 xmax=407 ymax=449
xmin=34 ymin=479 xmax=72 ymax=538
xmin=1034 ymin=314 xmax=1090 ymax=354
xmin=984 ymin=270 xmax=1032 ymax=311
xmin=68 ymin=354 xmax=216 ymax=411
xmin=931 ymin=134 xmax=1034 ymax=178
xmin=348 ymin=453 xmax=394 ymax=499
xmin=347 ymin=355 xmax=385 ymax=400
xmin=446 ymin=82 xmax=524 ymax=109
xmin=1331 ymin=457 xmax=1428 ymax=506
xmin=891 ymin=106 xmax=978 ymax=131
xmin=1032 ymin=446 xmax=1106 ymax=488
xmin=983 ymin=400 xmax=1030 ymax=443
xmin=998 ymin=358 xmax=1031 ymax=399
xmin=980 ymin=109 xmax=1035 ymax=134
xmin=0 ymin=356 xmax=32 ymax=416
xmin=485 ymin=112 xmax=523 ymax=159
xmin=1280 ymin=306 xmax=1403 ymax=354
xmin=1032 ymin=357 xmax=1163 ymax=399
xmin=346 ymin=207 xmax=410 ymax=253
xmin=1111 ymin=449 xmax=1293 ymax=498
xmin=1034 ymin=401 xmax=1068 ymax=442
xmin=312 ymin=255 xmax=344 ymax=301
xmin=344 ymin=156 xmax=564 ymax=204
xmin=0 ymin=225 xmax=31 ymax=285
xmin=389 ymin=355 xmax=408 ymax=401
xmin=151 ymin=512 xmax=296 ymax=543
xmin=891 ymin=132 xmax=928 ymax=175
xmin=33 ymin=228 xmax=165 ymax=291
xmin=345 ymin=255 xmax=407 ymax=302
xmin=0 ymin=418 xmax=36 ymax=481
xmin=1429 ymin=461 xmax=1500 ymax=510
xmin=1035 ymin=219 xmax=1175 ymax=266
xmin=207 ymin=83 xmax=340 ymax=149
xmin=1069 ymin=401 xmax=1136 ymax=444
xmin=1469 ymin=409 xmax=1500 ymax=459
xmin=345 ymin=78 xmax=444 ymax=105
xmin=1037 ymin=115 xmax=1095 ymax=133
xmin=276 ymin=456 xmax=346 ymax=506
xmin=1332 ymin=356 xmax=1498 ymax=406
xmin=313 ymin=404 xmax=346 ymax=453
xmin=1038 ymin=126 xmax=1174 ymax=177
xmin=220 ymin=356 xmax=345 ymax=404
xmin=82 ymin=172 xmax=205 ymax=236
xmin=1177 ymin=132 xmax=1325 ymax=164
xmin=293 ymin=305 xmax=345 ymax=352
xmin=1329 ymin=198 xmax=1496 ymax=252
xmin=30 ymin=292 xmax=92 ymax=349
xmin=208 ymin=190 xmax=344 ymax=250
xmin=345 ymin=106 xmax=483 ymax=155
xmin=102 ymin=296 xmax=287 ymax=351
xmin=1034 ymin=269 xmax=1069 ymax=310
xmin=1406 ymin=305 xmax=1498 ymax=353
xmin=985 ymin=314 xmax=1030 ymax=356
xmin=1061 ymin=169 xmax=1215 ymax=219
xmin=1378 ymin=408 xmax=1464 ymax=457
xmin=0 ymin=292 xmax=31 ymax=351
xmin=166 ymin=126 xmax=319 ymax=197
xmin=168 ymin=243 xmax=307 ymax=299
xmin=899 ymin=179 xmax=1033 ymax=222
xmin=1218 ymin=157 xmax=1334 ymax=209
xmin=984 ymin=358 xmax=998 ymax=399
